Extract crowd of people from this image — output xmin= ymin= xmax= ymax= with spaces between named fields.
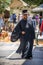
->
xmin=0 ymin=9 xmax=43 ymax=32
xmin=0 ymin=9 xmax=43 ymax=59
xmin=0 ymin=9 xmax=43 ymax=39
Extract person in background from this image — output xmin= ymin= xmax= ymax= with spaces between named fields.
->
xmin=35 ymin=14 xmax=39 ymax=25
xmin=0 ymin=13 xmax=4 ymax=30
xmin=12 ymin=13 xmax=16 ymax=23
xmin=40 ymin=20 xmax=43 ymax=35
xmin=0 ymin=13 xmax=4 ymax=36
xmin=32 ymin=15 xmax=36 ymax=30
xmin=4 ymin=9 xmax=10 ymax=31
xmin=39 ymin=16 xmax=43 ymax=30
xmin=9 ymin=13 xmax=16 ymax=32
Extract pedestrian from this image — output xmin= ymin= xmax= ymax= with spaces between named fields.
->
xmin=11 ymin=11 xmax=16 ymax=23
xmin=32 ymin=15 xmax=36 ymax=30
xmin=0 ymin=13 xmax=4 ymax=37
xmin=39 ymin=16 xmax=42 ymax=30
xmin=35 ymin=14 xmax=39 ymax=25
xmin=4 ymin=9 xmax=10 ymax=31
xmin=0 ymin=13 xmax=4 ymax=30
xmin=11 ymin=10 xmax=35 ymax=59
xmin=40 ymin=20 xmax=43 ymax=35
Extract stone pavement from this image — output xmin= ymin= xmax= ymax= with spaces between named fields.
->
xmin=0 ymin=45 xmax=43 ymax=65
xmin=0 ymin=41 xmax=20 ymax=58
xmin=22 ymin=47 xmax=43 ymax=65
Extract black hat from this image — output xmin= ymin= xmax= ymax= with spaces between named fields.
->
xmin=22 ymin=10 xmax=28 ymax=14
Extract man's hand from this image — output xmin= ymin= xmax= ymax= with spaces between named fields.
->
xmin=22 ymin=31 xmax=26 ymax=35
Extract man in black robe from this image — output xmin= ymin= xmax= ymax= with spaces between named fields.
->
xmin=11 ymin=10 xmax=35 ymax=59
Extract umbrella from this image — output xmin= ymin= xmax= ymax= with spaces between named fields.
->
xmin=32 ymin=4 xmax=43 ymax=17
xmin=32 ymin=4 xmax=43 ymax=12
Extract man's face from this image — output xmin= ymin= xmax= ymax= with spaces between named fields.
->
xmin=23 ymin=14 xmax=27 ymax=20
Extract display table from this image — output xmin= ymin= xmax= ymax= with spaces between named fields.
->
xmin=0 ymin=31 xmax=12 ymax=42
xmin=38 ymin=35 xmax=43 ymax=44
xmin=34 ymin=29 xmax=43 ymax=45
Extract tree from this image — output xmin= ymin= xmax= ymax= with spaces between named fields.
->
xmin=0 ymin=0 xmax=11 ymax=13
xmin=23 ymin=0 xmax=43 ymax=5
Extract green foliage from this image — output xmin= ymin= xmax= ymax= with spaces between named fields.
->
xmin=0 ymin=0 xmax=10 ymax=13
xmin=23 ymin=0 xmax=43 ymax=5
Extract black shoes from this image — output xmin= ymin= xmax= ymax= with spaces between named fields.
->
xmin=22 ymin=55 xmax=33 ymax=59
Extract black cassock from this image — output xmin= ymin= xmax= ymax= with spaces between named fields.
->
xmin=11 ymin=19 xmax=35 ymax=59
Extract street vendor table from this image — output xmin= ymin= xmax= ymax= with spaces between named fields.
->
xmin=37 ymin=35 xmax=43 ymax=44
xmin=0 ymin=31 xmax=12 ymax=42
xmin=35 ymin=29 xmax=43 ymax=45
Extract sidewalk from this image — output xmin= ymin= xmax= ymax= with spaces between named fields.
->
xmin=0 ymin=46 xmax=43 ymax=65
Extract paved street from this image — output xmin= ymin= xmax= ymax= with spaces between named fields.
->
xmin=0 ymin=41 xmax=20 ymax=58
xmin=0 ymin=0 xmax=43 ymax=65
xmin=0 ymin=41 xmax=43 ymax=65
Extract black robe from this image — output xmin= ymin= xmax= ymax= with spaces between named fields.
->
xmin=11 ymin=19 xmax=35 ymax=58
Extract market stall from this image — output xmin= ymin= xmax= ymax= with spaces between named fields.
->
xmin=32 ymin=4 xmax=43 ymax=17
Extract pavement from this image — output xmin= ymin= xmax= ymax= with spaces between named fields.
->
xmin=0 ymin=41 xmax=20 ymax=58
xmin=0 ymin=41 xmax=43 ymax=65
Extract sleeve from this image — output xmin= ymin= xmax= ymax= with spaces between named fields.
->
xmin=11 ymin=22 xmax=21 ymax=42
